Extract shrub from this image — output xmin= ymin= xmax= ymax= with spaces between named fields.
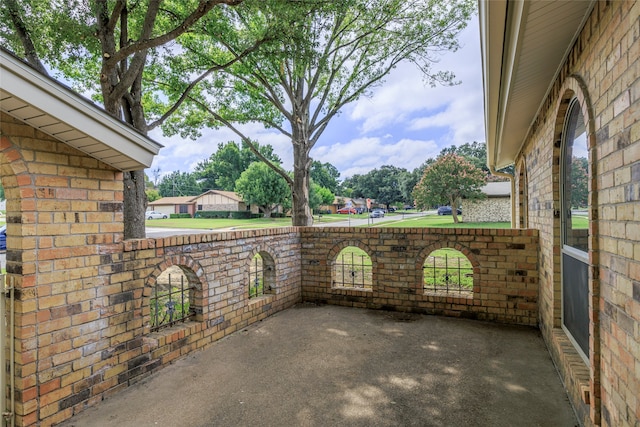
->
xmin=169 ymin=213 xmax=192 ymax=218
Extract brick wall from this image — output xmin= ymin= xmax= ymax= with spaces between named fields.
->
xmin=300 ymin=227 xmax=539 ymax=326
xmin=515 ymin=1 xmax=639 ymax=425
xmin=1 ymin=115 xmax=303 ymax=426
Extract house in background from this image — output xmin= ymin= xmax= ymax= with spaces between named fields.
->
xmin=461 ymin=181 xmax=511 ymax=223
xmin=481 ymin=1 xmax=638 ymax=425
xmin=148 ymin=190 xmax=260 ymax=217
xmin=147 ymin=196 xmax=195 ymax=217
xmin=191 ymin=189 xmax=257 ymax=214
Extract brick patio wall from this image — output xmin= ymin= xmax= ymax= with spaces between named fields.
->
xmin=1 ymin=115 xmax=302 ymax=426
xmin=299 ymin=227 xmax=539 ymax=326
xmin=515 ymin=1 xmax=639 ymax=425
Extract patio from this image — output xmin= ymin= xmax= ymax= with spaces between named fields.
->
xmin=60 ymin=304 xmax=577 ymax=427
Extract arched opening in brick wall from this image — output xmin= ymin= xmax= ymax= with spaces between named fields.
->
xmin=416 ymin=242 xmax=478 ymax=298
xmin=330 ymin=242 xmax=373 ymax=290
xmin=146 ymin=257 xmax=206 ymax=332
xmin=247 ymin=250 xmax=276 ymax=299
xmin=421 ymin=248 xmax=473 ymax=296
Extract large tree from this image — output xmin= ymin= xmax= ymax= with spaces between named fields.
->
xmin=235 ymin=162 xmax=290 ymax=218
xmin=310 ymin=161 xmax=340 ymax=195
xmin=0 ymin=0 xmax=265 ymax=238
xmin=348 ymin=165 xmax=409 ymax=209
xmin=166 ymin=0 xmax=475 ymax=226
xmin=194 ymin=140 xmax=281 ymax=191
xmin=412 ymin=153 xmax=486 ymax=223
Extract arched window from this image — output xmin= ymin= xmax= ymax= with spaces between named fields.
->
xmin=249 ymin=252 xmax=275 ymax=298
xmin=561 ymin=98 xmax=590 ymax=364
xmin=423 ymin=248 xmax=473 ymax=296
xmin=150 ymin=266 xmax=197 ymax=331
xmin=332 ymin=246 xmax=372 ymax=289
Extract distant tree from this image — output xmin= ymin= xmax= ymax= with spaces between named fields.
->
xmin=570 ymin=157 xmax=588 ymax=208
xmin=150 ymin=168 xmax=162 ymax=187
xmin=146 ymin=189 xmax=162 ymax=202
xmin=399 ymin=169 xmax=420 ymax=205
xmin=440 ymin=141 xmax=513 ymax=177
xmin=412 ymin=153 xmax=486 ymax=223
xmin=195 ymin=141 xmax=281 ymax=191
xmin=0 ymin=182 xmax=4 ymax=200
xmin=309 ymin=182 xmax=335 ymax=213
xmin=310 ymin=161 xmax=340 ymax=195
xmin=235 ymin=162 xmax=290 ymax=218
xmin=158 ymin=171 xmax=201 ymax=197
xmin=348 ymin=165 xmax=408 ymax=209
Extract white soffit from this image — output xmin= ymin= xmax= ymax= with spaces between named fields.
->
xmin=0 ymin=49 xmax=162 ymax=171
xmin=480 ymin=0 xmax=595 ymax=170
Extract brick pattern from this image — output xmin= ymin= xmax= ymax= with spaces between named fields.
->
xmin=1 ymin=116 xmax=304 ymax=426
xmin=461 ymin=197 xmax=511 ymax=223
xmin=515 ymin=1 xmax=639 ymax=425
xmin=300 ymin=227 xmax=539 ymax=325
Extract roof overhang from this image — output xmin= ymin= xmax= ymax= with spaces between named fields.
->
xmin=479 ymin=0 xmax=595 ymax=170
xmin=0 ymin=49 xmax=162 ymax=171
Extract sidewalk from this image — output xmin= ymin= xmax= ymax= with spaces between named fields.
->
xmin=61 ymin=305 xmax=576 ymax=427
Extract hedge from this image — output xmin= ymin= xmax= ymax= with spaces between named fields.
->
xmin=195 ymin=210 xmax=254 ymax=219
xmin=169 ymin=213 xmax=192 ymax=218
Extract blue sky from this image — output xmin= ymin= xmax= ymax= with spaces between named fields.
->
xmin=147 ymin=17 xmax=484 ymax=181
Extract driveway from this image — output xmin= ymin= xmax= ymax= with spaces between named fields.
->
xmin=61 ymin=304 xmax=576 ymax=427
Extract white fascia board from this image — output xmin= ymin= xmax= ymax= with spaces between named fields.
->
xmin=0 ymin=50 xmax=162 ymax=169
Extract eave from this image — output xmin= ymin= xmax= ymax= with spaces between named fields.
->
xmin=0 ymin=48 xmax=162 ymax=171
xmin=479 ymin=0 xmax=595 ymax=170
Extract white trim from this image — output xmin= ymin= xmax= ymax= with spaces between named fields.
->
xmin=0 ymin=49 xmax=162 ymax=171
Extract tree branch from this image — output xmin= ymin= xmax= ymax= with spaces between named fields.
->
xmin=4 ymin=0 xmax=49 ymax=76
xmin=147 ymin=37 xmax=266 ymax=130
xmin=106 ymin=0 xmax=244 ymax=65
xmin=190 ymin=97 xmax=294 ymax=186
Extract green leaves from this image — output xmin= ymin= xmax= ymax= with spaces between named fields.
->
xmin=235 ymin=162 xmax=290 ymax=217
xmin=412 ymin=153 xmax=487 ymax=219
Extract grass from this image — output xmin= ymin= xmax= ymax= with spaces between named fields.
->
xmin=424 ymin=248 xmax=473 ymax=292
xmin=334 ymin=246 xmax=372 ymax=288
xmin=145 ymin=214 xmax=349 ymax=230
xmin=369 ymin=214 xmax=511 ymax=229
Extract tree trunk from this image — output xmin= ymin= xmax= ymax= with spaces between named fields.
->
xmin=291 ymin=143 xmax=313 ymax=226
xmin=123 ymin=170 xmax=148 ymax=238
xmin=262 ymin=205 xmax=272 ymax=218
xmin=450 ymin=196 xmax=460 ymax=224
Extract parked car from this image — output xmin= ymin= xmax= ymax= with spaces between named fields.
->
xmin=369 ymin=209 xmax=385 ymax=218
xmin=337 ymin=207 xmax=357 ymax=214
xmin=437 ymin=206 xmax=461 ymax=216
xmin=0 ymin=225 xmax=6 ymax=251
xmin=355 ymin=207 xmax=365 ymax=214
xmin=387 ymin=207 xmax=396 ymax=212
xmin=403 ymin=205 xmax=415 ymax=210
xmin=145 ymin=211 xmax=168 ymax=219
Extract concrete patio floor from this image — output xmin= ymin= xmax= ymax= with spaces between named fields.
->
xmin=61 ymin=304 xmax=577 ymax=427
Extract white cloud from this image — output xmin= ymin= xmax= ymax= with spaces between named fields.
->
xmin=347 ymin=18 xmax=483 ymax=143
xmin=314 ymin=137 xmax=439 ymax=178
xmin=147 ymin=123 xmax=292 ymax=178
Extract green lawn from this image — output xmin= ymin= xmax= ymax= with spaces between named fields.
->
xmin=369 ymin=214 xmax=511 ymax=229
